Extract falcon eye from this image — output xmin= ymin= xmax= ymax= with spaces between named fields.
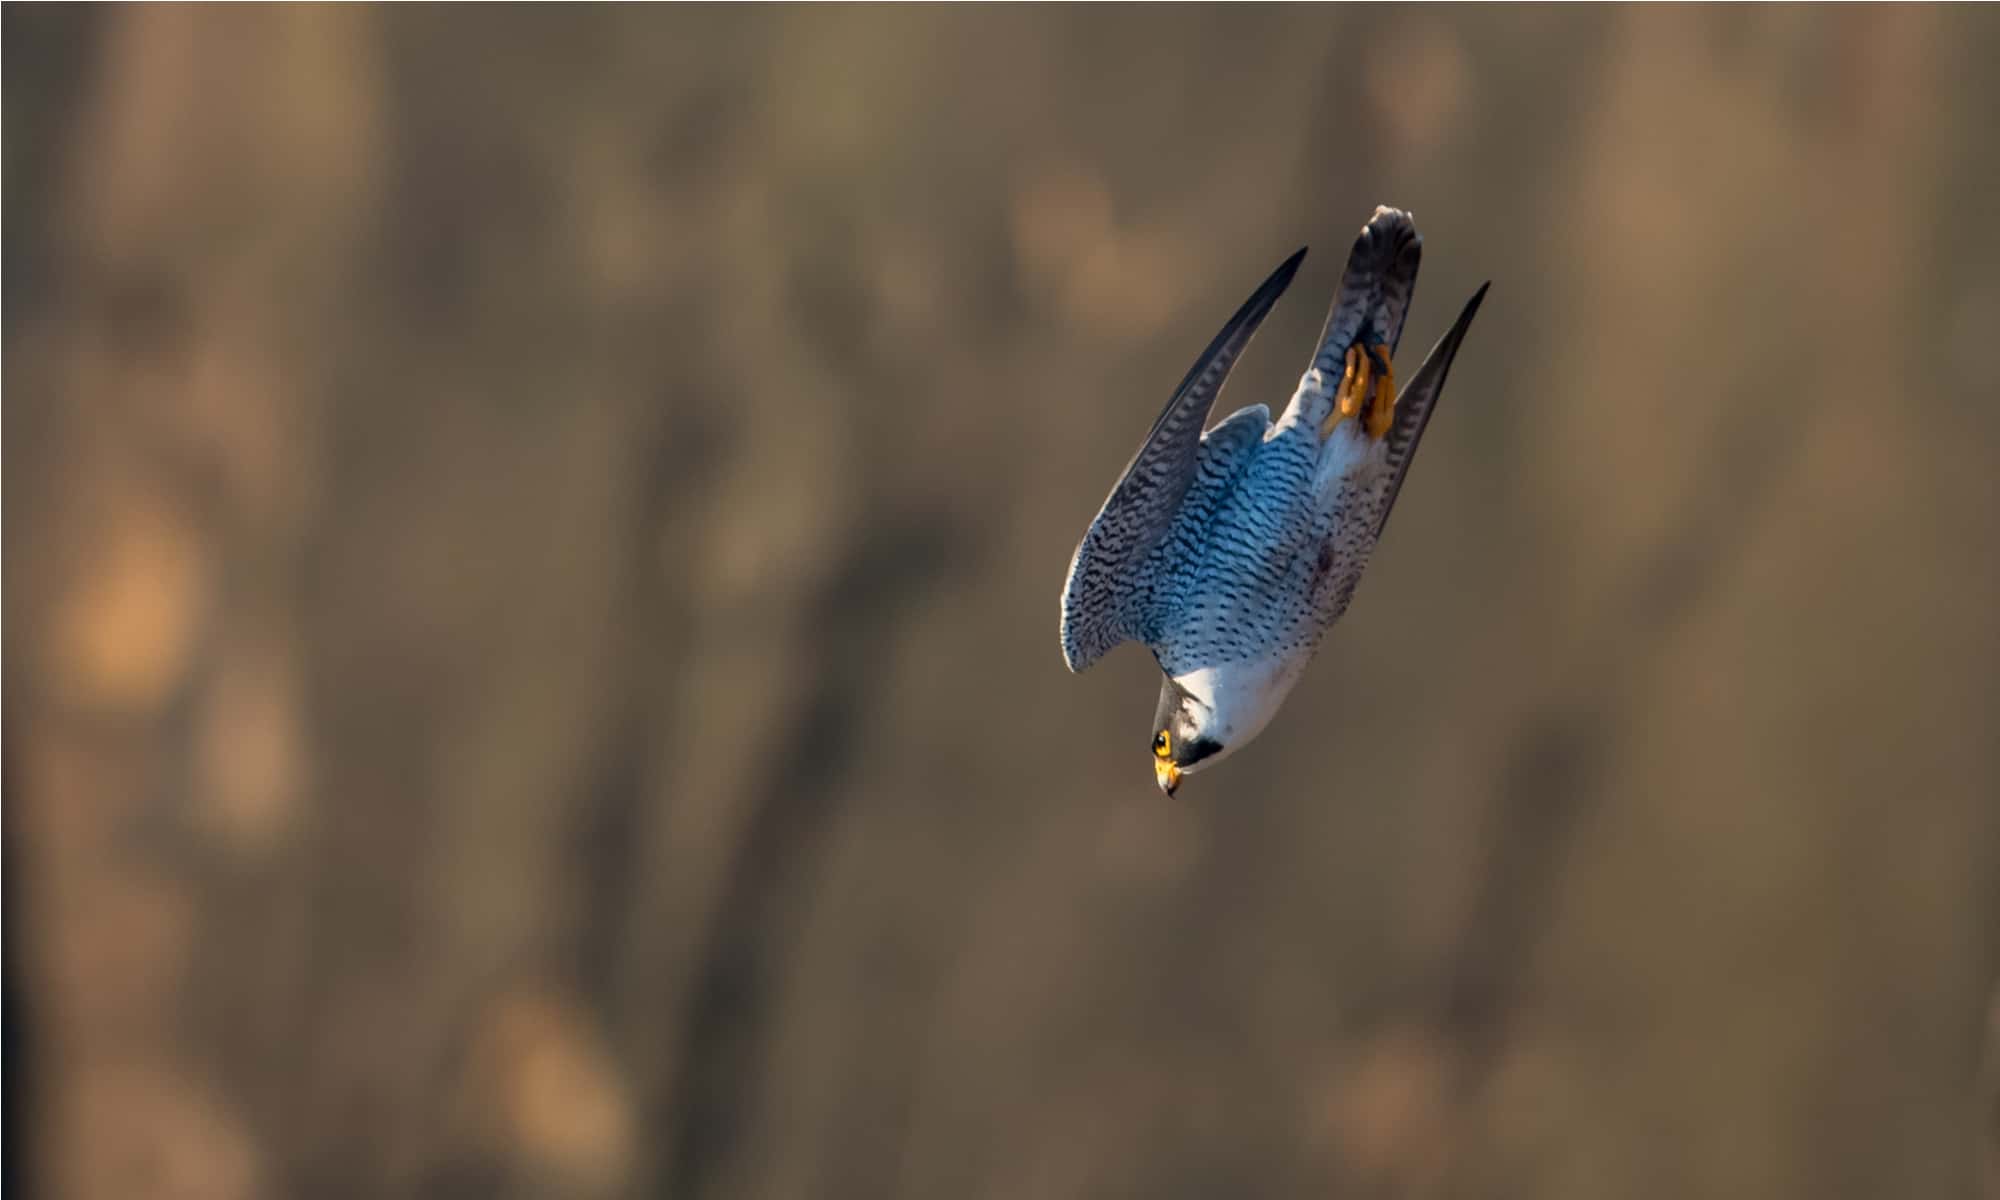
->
xmin=1153 ymin=731 xmax=1171 ymax=758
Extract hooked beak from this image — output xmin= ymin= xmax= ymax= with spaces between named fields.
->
xmin=1153 ymin=757 xmax=1182 ymax=797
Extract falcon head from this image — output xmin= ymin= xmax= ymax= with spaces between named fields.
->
xmin=1149 ymin=677 xmax=1225 ymax=796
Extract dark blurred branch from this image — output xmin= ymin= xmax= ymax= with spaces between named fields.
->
xmin=1434 ymin=386 xmax=1809 ymax=1086
xmin=659 ymin=512 xmax=964 ymax=1200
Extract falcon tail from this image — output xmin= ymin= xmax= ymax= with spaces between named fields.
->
xmin=1311 ymin=206 xmax=1426 ymax=376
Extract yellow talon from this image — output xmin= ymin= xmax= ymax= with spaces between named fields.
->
xmin=1342 ymin=345 xmax=1371 ymax=420
xmin=1365 ymin=344 xmax=1396 ymax=440
xmin=1322 ymin=343 xmax=1397 ymax=439
xmin=1321 ymin=345 xmax=1366 ymax=438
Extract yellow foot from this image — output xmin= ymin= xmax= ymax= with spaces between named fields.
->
xmin=1365 ymin=345 xmax=1396 ymax=440
xmin=1320 ymin=343 xmax=1397 ymax=440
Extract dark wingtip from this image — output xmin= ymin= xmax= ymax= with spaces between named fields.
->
xmin=1268 ymin=245 xmax=1308 ymax=292
xmin=1235 ymin=246 xmax=1307 ymax=321
xmin=1451 ymin=281 xmax=1491 ymax=334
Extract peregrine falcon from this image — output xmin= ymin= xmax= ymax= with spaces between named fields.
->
xmin=1059 ymin=206 xmax=1487 ymax=795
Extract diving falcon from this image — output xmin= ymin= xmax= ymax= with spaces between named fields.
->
xmin=1058 ymin=205 xmax=1487 ymax=795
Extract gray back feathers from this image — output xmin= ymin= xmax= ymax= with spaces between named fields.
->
xmin=1058 ymin=249 xmax=1303 ymax=671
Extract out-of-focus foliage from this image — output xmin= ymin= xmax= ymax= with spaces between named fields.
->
xmin=6 ymin=7 xmax=1998 ymax=1199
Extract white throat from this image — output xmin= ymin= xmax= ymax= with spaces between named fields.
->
xmin=1173 ymin=652 xmax=1311 ymax=773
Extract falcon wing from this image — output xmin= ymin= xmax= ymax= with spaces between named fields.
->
xmin=1374 ymin=282 xmax=1489 ymax=539
xmin=1059 ymin=248 xmax=1304 ymax=671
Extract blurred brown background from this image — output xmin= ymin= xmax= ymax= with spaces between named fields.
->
xmin=6 ymin=6 xmax=1998 ymax=1199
